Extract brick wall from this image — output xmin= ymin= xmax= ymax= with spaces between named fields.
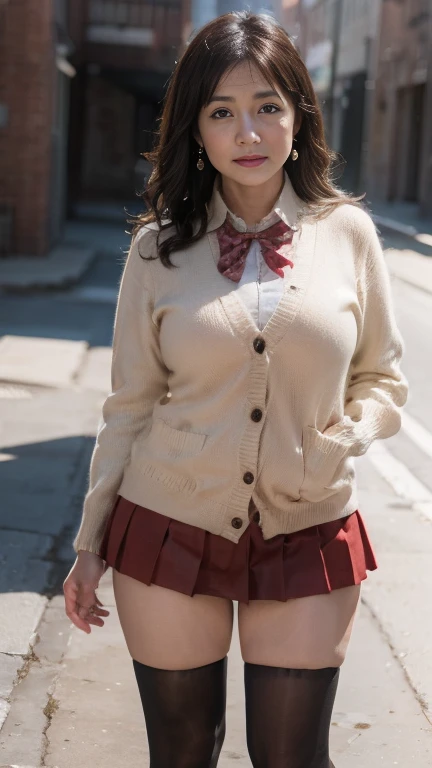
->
xmin=0 ymin=0 xmax=55 ymax=255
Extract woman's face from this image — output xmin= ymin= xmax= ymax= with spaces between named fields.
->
xmin=196 ymin=61 xmax=300 ymax=185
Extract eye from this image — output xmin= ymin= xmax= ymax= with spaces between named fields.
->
xmin=209 ymin=103 xmax=281 ymax=120
xmin=259 ymin=103 xmax=280 ymax=114
xmin=210 ymin=108 xmax=231 ymax=119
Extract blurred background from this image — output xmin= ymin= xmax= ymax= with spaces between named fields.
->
xmin=0 ymin=0 xmax=432 ymax=258
xmin=1 ymin=3 xmax=432 ymax=766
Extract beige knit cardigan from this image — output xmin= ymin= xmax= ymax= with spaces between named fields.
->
xmin=73 ymin=174 xmax=408 ymax=555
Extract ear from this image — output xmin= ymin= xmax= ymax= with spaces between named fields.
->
xmin=293 ymin=110 xmax=303 ymax=137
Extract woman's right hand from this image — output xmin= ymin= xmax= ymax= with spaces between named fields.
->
xmin=63 ymin=551 xmax=110 ymax=634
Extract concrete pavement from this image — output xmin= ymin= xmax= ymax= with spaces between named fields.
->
xmin=1 ymin=557 xmax=431 ymax=766
xmin=1 ymin=351 xmax=432 ymax=763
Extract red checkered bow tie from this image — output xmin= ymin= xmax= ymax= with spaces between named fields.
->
xmin=214 ymin=214 xmax=296 ymax=283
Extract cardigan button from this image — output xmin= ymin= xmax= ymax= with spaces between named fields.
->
xmin=231 ymin=517 xmax=243 ymax=529
xmin=251 ymin=408 xmax=263 ymax=422
xmin=243 ymin=471 xmax=254 ymax=484
xmin=253 ymin=337 xmax=266 ymax=354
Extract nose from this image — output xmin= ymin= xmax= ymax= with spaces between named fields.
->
xmin=236 ymin=113 xmax=261 ymax=144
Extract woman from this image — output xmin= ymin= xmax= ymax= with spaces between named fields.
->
xmin=63 ymin=11 xmax=408 ymax=767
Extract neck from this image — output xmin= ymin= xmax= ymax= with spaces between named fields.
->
xmin=219 ymin=169 xmax=285 ymax=227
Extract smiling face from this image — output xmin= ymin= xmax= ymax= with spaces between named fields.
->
xmin=195 ymin=60 xmax=300 ymax=186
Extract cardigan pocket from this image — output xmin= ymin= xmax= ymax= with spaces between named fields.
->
xmin=127 ymin=418 xmax=208 ymax=497
xmin=298 ymin=425 xmax=355 ymax=502
xmin=150 ymin=417 xmax=208 ymax=458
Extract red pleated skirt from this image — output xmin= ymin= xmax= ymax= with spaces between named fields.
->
xmin=99 ymin=495 xmax=378 ymax=604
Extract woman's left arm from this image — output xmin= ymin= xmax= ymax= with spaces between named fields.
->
xmin=325 ymin=211 xmax=409 ymax=455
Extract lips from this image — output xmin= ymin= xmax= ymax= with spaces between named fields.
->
xmin=235 ymin=156 xmax=266 ymax=161
xmin=233 ymin=156 xmax=268 ymax=167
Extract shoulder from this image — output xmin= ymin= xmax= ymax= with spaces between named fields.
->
xmin=125 ymin=219 xmax=177 ymax=287
xmin=129 ymin=219 xmax=169 ymax=257
xmin=132 ymin=218 xmax=176 ymax=253
xmin=121 ymin=224 xmax=160 ymax=292
xmin=325 ymin=202 xmax=380 ymax=249
xmin=329 ymin=203 xmax=377 ymax=237
xmin=132 ymin=221 xmax=159 ymax=247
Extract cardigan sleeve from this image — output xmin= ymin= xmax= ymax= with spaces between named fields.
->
xmin=323 ymin=209 xmax=409 ymax=455
xmin=72 ymin=227 xmax=169 ymax=555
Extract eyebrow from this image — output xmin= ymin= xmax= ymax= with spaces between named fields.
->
xmin=207 ymin=89 xmax=282 ymax=105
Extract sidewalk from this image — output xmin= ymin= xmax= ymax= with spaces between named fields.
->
xmin=370 ymin=198 xmax=432 ymax=241
xmin=2 ymin=561 xmax=431 ymax=767
xmin=384 ymin=245 xmax=432 ymax=295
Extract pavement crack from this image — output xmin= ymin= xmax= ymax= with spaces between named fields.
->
xmin=14 ymin=646 xmax=40 ymax=686
xmin=40 ymin=690 xmax=60 ymax=766
xmin=361 ymin=594 xmax=432 ymax=726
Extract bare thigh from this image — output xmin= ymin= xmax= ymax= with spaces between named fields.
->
xmin=112 ymin=570 xmax=234 ymax=670
xmin=238 ymin=584 xmax=361 ymax=669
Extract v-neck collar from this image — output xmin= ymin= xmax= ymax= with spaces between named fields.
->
xmin=207 ymin=219 xmax=317 ymax=353
xmin=189 ymin=169 xmax=318 ymax=352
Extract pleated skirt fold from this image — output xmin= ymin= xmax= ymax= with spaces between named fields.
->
xmin=99 ymin=495 xmax=378 ymax=604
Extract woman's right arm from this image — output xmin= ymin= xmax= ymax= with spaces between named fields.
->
xmin=64 ymin=226 xmax=168 ymax=631
xmin=74 ymin=226 xmax=168 ymax=555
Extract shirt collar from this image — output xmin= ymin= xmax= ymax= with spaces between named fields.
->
xmin=204 ymin=168 xmax=308 ymax=235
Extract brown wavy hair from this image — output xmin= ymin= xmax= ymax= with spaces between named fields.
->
xmin=130 ymin=10 xmax=365 ymax=268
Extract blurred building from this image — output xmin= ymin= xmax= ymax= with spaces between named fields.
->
xmin=366 ymin=0 xmax=432 ymax=216
xmin=68 ymin=0 xmax=274 ymax=216
xmin=191 ymin=0 xmax=273 ymax=27
xmin=67 ymin=0 xmax=190 ymax=213
xmin=2 ymin=0 xmax=431 ymax=259
xmin=0 ymin=0 xmax=74 ymax=256
xmin=274 ymin=0 xmax=381 ymax=195
xmin=0 ymin=0 xmax=276 ymax=258
xmin=275 ymin=0 xmax=432 ymax=216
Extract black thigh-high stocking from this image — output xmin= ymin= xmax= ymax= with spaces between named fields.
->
xmin=244 ymin=662 xmax=340 ymax=768
xmin=132 ymin=656 xmax=227 ymax=768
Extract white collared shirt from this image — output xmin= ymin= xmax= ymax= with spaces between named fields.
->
xmin=225 ymin=205 xmax=293 ymax=331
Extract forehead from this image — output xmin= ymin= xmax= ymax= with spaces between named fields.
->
xmin=216 ymin=61 xmax=275 ymax=91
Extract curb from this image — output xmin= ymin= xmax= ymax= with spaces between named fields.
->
xmin=371 ymin=214 xmax=432 ymax=295
xmin=372 ymin=214 xmax=432 ymax=248
xmin=372 ymin=214 xmax=418 ymax=238
xmin=0 ymin=244 xmax=97 ymax=293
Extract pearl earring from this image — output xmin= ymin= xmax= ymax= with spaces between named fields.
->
xmin=291 ymin=148 xmax=299 ymax=161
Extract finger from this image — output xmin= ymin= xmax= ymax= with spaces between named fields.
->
xmin=64 ymin=584 xmax=100 ymax=634
xmin=63 ymin=581 xmax=78 ymax=612
xmin=75 ymin=607 xmax=105 ymax=628
xmin=76 ymin=602 xmax=109 ymax=620
xmin=67 ymin=609 xmax=92 ymax=634
xmin=94 ymin=595 xmax=105 ymax=607
xmin=64 ymin=589 xmax=83 ymax=623
xmin=77 ymin=604 xmax=96 ymax=620
xmin=87 ymin=615 xmax=105 ymax=628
